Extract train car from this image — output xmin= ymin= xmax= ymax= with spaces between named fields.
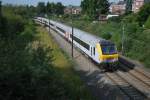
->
xmin=35 ymin=17 xmax=119 ymax=70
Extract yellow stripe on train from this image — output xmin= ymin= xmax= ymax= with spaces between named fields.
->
xmin=101 ymin=54 xmax=119 ymax=60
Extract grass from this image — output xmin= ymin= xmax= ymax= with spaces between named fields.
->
xmin=36 ymin=26 xmax=70 ymax=68
xmin=35 ymin=26 xmax=94 ymax=100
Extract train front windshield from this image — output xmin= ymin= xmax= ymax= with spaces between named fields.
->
xmin=101 ymin=44 xmax=117 ymax=55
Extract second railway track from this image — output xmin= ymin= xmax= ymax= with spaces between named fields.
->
xmin=120 ymin=62 xmax=150 ymax=87
xmin=106 ymin=72 xmax=147 ymax=100
xmin=116 ymin=59 xmax=150 ymax=99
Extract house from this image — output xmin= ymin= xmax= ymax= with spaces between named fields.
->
xmin=109 ymin=1 xmax=126 ymax=15
xmin=64 ymin=6 xmax=82 ymax=15
xmin=98 ymin=15 xmax=107 ymax=21
xmin=132 ymin=0 xmax=144 ymax=13
xmin=64 ymin=7 xmax=72 ymax=14
xmin=125 ymin=0 xmax=150 ymax=13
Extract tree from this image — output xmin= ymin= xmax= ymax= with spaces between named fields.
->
xmin=0 ymin=6 xmax=69 ymax=99
xmin=0 ymin=1 xmax=2 ymax=17
xmin=50 ymin=3 xmax=56 ymax=14
xmin=137 ymin=3 xmax=150 ymax=25
xmin=81 ymin=0 xmax=90 ymax=14
xmin=125 ymin=0 xmax=133 ymax=12
xmin=46 ymin=2 xmax=52 ymax=15
xmin=37 ymin=2 xmax=46 ymax=16
xmin=80 ymin=0 xmax=109 ymax=20
xmin=95 ymin=0 xmax=109 ymax=14
xmin=145 ymin=16 xmax=150 ymax=28
xmin=46 ymin=2 xmax=64 ymax=16
xmin=0 ymin=1 xmax=7 ymax=38
xmin=55 ymin=2 xmax=64 ymax=15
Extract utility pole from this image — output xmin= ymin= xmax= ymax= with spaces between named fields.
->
xmin=49 ymin=20 xmax=50 ymax=33
xmin=47 ymin=3 xmax=51 ymax=34
xmin=71 ymin=6 xmax=74 ymax=58
xmin=122 ymin=23 xmax=125 ymax=55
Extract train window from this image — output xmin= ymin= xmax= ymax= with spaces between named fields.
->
xmin=49 ymin=22 xmax=54 ymax=26
xmin=93 ymin=47 xmax=95 ymax=55
xmin=71 ymin=34 xmax=90 ymax=50
xmin=101 ymin=45 xmax=117 ymax=55
xmin=70 ymin=34 xmax=72 ymax=38
xmin=56 ymin=26 xmax=65 ymax=33
xmin=91 ymin=47 xmax=92 ymax=56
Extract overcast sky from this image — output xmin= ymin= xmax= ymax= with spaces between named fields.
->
xmin=1 ymin=0 xmax=118 ymax=6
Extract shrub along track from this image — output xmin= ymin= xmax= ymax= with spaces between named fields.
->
xmin=39 ymin=23 xmax=150 ymax=100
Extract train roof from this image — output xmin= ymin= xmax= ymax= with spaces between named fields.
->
xmin=50 ymin=20 xmax=108 ymax=45
xmin=37 ymin=17 xmax=114 ymax=46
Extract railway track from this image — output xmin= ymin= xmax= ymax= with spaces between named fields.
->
xmin=107 ymin=58 xmax=150 ymax=99
xmin=120 ymin=63 xmax=150 ymax=87
xmin=119 ymin=57 xmax=150 ymax=80
xmin=106 ymin=72 xmax=147 ymax=100
xmin=94 ymin=61 xmax=150 ymax=99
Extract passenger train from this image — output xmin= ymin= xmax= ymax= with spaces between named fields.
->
xmin=34 ymin=17 xmax=119 ymax=70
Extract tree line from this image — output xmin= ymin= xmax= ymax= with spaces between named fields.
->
xmin=36 ymin=2 xmax=65 ymax=16
xmin=35 ymin=0 xmax=110 ymax=20
xmin=80 ymin=0 xmax=109 ymax=20
xmin=1 ymin=0 xmax=109 ymax=20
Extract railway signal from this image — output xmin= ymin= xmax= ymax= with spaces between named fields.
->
xmin=71 ymin=6 xmax=74 ymax=58
xmin=72 ymin=24 xmax=74 ymax=58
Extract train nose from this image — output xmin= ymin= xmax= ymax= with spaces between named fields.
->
xmin=100 ymin=54 xmax=119 ymax=63
xmin=103 ymin=58 xmax=118 ymax=62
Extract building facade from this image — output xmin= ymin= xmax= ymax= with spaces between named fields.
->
xmin=109 ymin=1 xmax=126 ymax=15
xmin=64 ymin=6 xmax=81 ymax=15
xmin=132 ymin=0 xmax=144 ymax=13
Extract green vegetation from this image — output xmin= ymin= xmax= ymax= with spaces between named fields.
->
xmin=145 ymin=16 xmax=150 ymax=28
xmin=36 ymin=26 xmax=94 ymax=100
xmin=0 ymin=3 xmax=93 ymax=100
xmin=81 ymin=0 xmax=109 ymax=19
xmin=0 ymin=0 xmax=150 ymax=99
xmin=137 ymin=3 xmax=150 ymax=25
xmin=54 ymin=3 xmax=150 ymax=68
xmin=37 ymin=2 xmax=65 ymax=16
xmin=125 ymin=0 xmax=132 ymax=13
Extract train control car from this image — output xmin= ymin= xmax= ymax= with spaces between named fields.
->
xmin=35 ymin=17 xmax=119 ymax=70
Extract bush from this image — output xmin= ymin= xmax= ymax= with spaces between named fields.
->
xmin=101 ymin=33 xmax=112 ymax=40
xmin=0 ymin=16 xmax=7 ymax=35
xmin=144 ymin=16 xmax=150 ymax=29
xmin=0 ymin=41 xmax=69 ymax=100
xmin=108 ymin=16 xmax=122 ymax=23
xmin=137 ymin=3 xmax=150 ymax=25
xmin=80 ymin=14 xmax=92 ymax=21
xmin=125 ymin=22 xmax=139 ymax=36
xmin=123 ymin=14 xmax=137 ymax=23
xmin=6 ymin=14 xmax=25 ymax=36
xmin=0 ymin=10 xmax=69 ymax=99
xmin=28 ymin=43 xmax=69 ymax=100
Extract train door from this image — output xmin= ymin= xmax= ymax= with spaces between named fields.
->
xmin=93 ymin=47 xmax=95 ymax=57
xmin=65 ymin=32 xmax=69 ymax=40
xmin=91 ymin=46 xmax=96 ymax=59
